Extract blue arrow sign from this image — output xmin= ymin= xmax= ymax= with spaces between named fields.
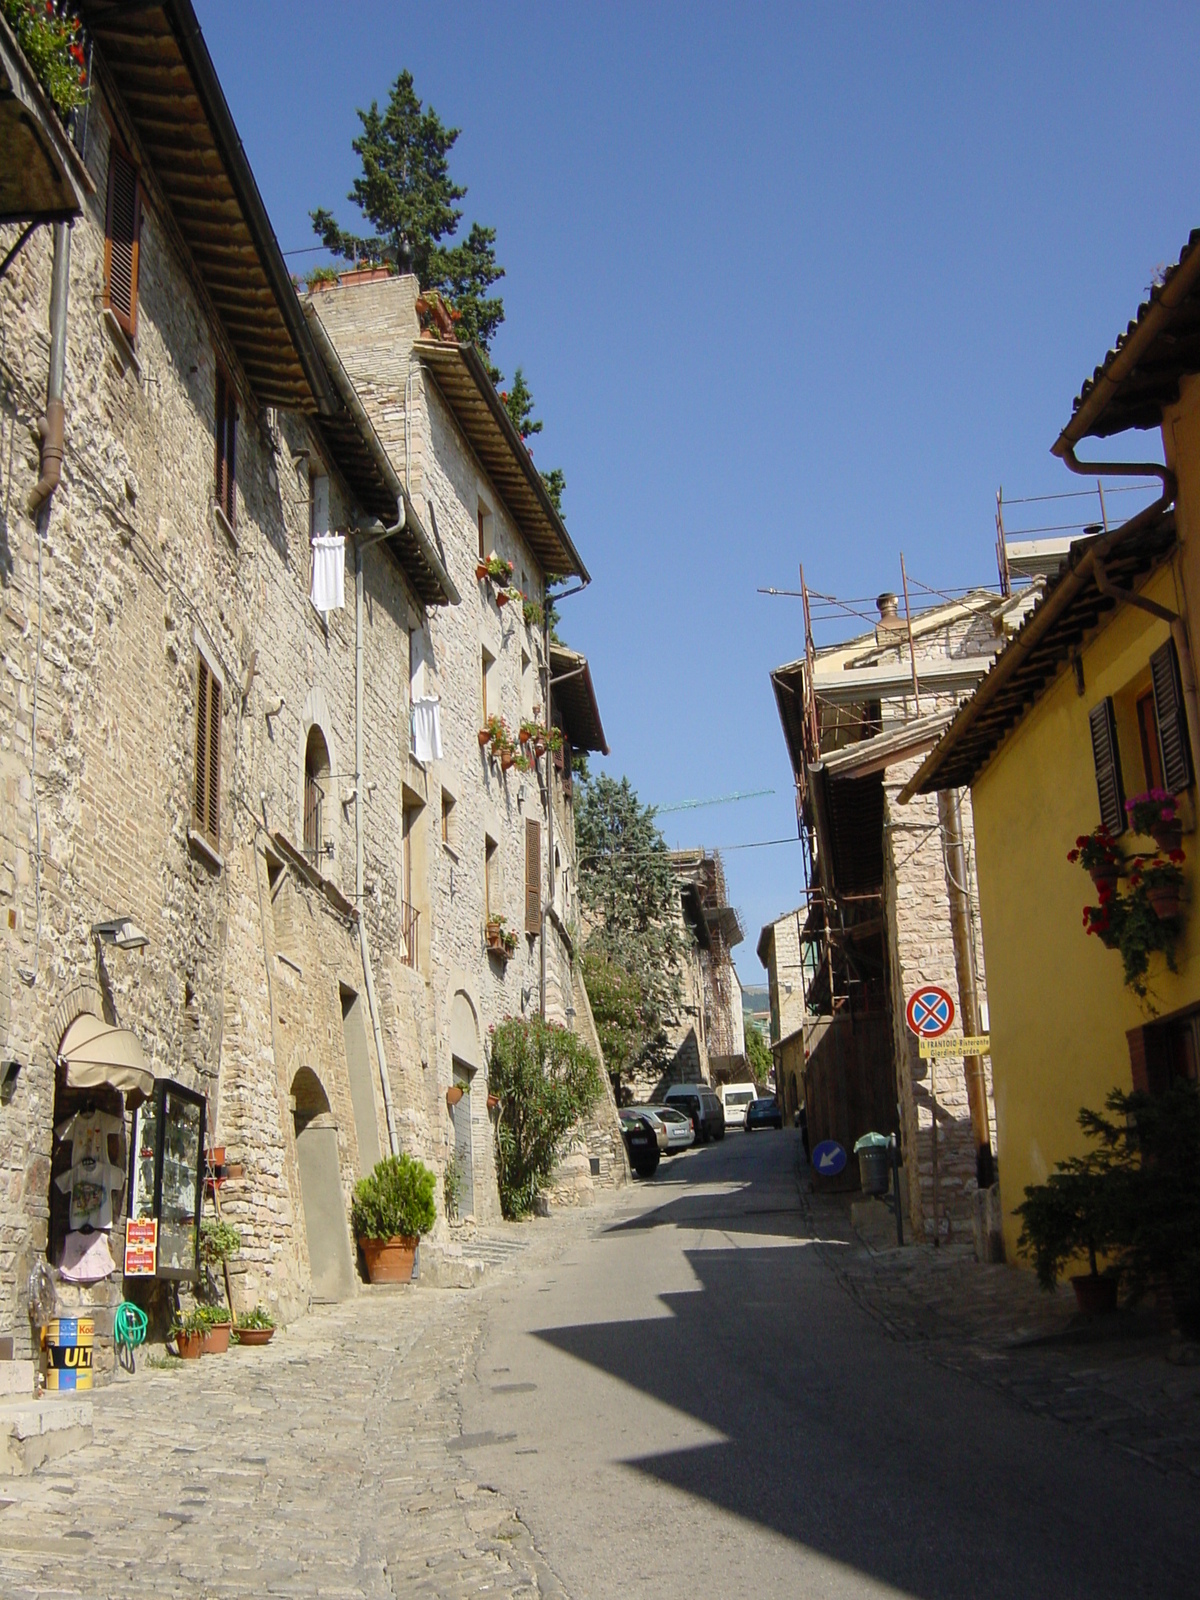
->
xmin=811 ymin=1139 xmax=847 ymax=1176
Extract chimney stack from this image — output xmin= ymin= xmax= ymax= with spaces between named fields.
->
xmin=876 ymin=592 xmax=905 ymax=641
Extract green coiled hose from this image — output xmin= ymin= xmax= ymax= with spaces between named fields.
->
xmin=114 ymin=1301 xmax=147 ymax=1372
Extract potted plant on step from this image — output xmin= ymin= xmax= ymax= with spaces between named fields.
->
xmin=234 ymin=1306 xmax=276 ymax=1346
xmin=351 ymin=1154 xmax=437 ymax=1284
xmin=1015 ymin=1161 xmax=1124 ymax=1315
xmin=196 ymin=1302 xmax=233 ymax=1355
xmin=1126 ymin=790 xmax=1183 ymax=854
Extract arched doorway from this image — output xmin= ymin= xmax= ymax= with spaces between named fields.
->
xmin=449 ymin=993 xmax=480 ymax=1219
xmin=303 ymin=727 xmax=330 ymax=861
xmin=292 ymin=1067 xmax=354 ymax=1300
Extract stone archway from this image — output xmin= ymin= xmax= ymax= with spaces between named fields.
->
xmin=291 ymin=1066 xmax=354 ymax=1301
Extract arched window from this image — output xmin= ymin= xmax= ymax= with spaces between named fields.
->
xmin=303 ymin=726 xmax=330 ymax=859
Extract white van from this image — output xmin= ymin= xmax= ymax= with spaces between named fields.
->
xmin=719 ymin=1082 xmax=758 ymax=1130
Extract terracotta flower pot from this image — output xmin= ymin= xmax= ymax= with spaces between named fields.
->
xmin=175 ymin=1330 xmax=204 ymax=1359
xmin=478 ymin=729 xmax=492 ymax=747
xmin=476 ymin=563 xmax=489 ymax=581
xmin=1071 ymin=1273 xmax=1119 ymax=1316
xmin=201 ymin=1321 xmax=232 ymax=1355
xmin=360 ymin=1235 xmax=418 ymax=1284
xmin=1151 ymin=820 xmax=1183 ymax=853
xmin=519 ymin=729 xmax=531 ymax=745
xmin=446 ymin=1084 xmax=464 ymax=1106
xmin=501 ymin=750 xmax=515 ymax=770
xmin=534 ymin=740 xmax=546 ymax=758
xmin=1089 ymin=865 xmax=1119 ymax=895
xmin=496 ymin=591 xmax=510 ymax=607
xmin=487 ymin=1094 xmax=500 ymax=1111
xmin=236 ymin=1326 xmax=274 ymax=1346
xmin=1147 ymin=884 xmax=1183 ymax=920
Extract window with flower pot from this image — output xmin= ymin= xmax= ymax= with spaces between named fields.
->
xmin=485 ymin=835 xmax=500 ymax=922
xmin=214 ymin=369 xmax=237 ymax=529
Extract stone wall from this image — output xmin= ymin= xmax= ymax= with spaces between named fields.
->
xmin=884 ymin=754 xmax=994 ymax=1241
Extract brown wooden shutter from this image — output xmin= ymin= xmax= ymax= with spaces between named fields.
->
xmin=1088 ymin=697 xmax=1125 ymax=836
xmin=193 ymin=655 xmax=221 ymax=850
xmin=215 ymin=373 xmax=236 ymax=526
xmin=1150 ymin=638 xmax=1193 ymax=794
xmin=104 ymin=147 xmax=140 ymax=338
xmin=525 ymin=818 xmax=541 ymax=935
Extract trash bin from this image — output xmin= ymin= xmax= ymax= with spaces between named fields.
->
xmin=853 ymin=1132 xmax=891 ymax=1196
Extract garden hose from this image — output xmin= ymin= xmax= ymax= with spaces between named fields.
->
xmin=114 ymin=1301 xmax=147 ymax=1374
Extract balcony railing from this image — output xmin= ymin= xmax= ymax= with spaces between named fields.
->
xmin=399 ymin=899 xmax=419 ymax=970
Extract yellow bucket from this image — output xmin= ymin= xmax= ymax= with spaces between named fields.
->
xmin=41 ymin=1316 xmax=94 ymax=1392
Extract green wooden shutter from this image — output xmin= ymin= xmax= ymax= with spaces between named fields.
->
xmin=1088 ymin=697 xmax=1125 ymax=836
xmin=1150 ymin=638 xmax=1193 ymax=795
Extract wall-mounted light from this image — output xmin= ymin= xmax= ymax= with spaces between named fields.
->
xmin=91 ymin=917 xmax=150 ymax=951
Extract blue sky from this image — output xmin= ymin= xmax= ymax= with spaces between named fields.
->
xmin=197 ymin=1 xmax=1200 ymax=987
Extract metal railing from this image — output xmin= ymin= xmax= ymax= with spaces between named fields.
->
xmin=399 ymin=899 xmax=419 ymax=970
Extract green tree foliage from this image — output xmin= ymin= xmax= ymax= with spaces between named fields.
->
xmin=499 ymin=370 xmax=567 ymax=519
xmin=350 ymin=1154 xmax=437 ymax=1240
xmin=311 ymin=70 xmax=505 ymax=353
xmin=744 ymin=1019 xmax=772 ymax=1088
xmin=579 ymin=951 xmax=644 ymax=1087
xmin=576 ymin=775 xmax=685 ymax=1089
xmin=489 ymin=1017 xmax=603 ymax=1218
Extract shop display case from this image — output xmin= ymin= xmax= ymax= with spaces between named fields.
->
xmin=127 ymin=1080 xmax=205 ymax=1279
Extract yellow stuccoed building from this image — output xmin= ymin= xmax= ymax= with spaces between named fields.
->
xmin=906 ymin=228 xmax=1200 ymax=1264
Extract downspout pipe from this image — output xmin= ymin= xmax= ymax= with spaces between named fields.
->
xmin=28 ymin=221 xmax=70 ymax=516
xmin=1060 ymin=445 xmax=1200 ymax=788
xmin=355 ymin=511 xmax=402 ymax=1157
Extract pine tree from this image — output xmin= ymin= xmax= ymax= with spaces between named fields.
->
xmin=311 ymin=70 xmax=505 ymax=353
xmin=499 ymin=370 xmax=566 ymax=517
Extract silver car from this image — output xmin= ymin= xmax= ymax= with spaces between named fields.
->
xmin=619 ymin=1106 xmax=668 ymax=1153
xmin=644 ymin=1103 xmax=696 ymax=1152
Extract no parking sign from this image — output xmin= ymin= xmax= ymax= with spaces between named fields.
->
xmin=905 ymin=985 xmax=955 ymax=1039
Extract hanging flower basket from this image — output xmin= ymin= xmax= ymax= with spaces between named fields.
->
xmin=446 ymin=1085 xmax=464 ymax=1107
xmin=487 ymin=1093 xmax=500 ymax=1112
xmin=476 ymin=562 xmax=490 ymax=581
xmin=1147 ymin=883 xmax=1184 ymax=921
xmin=501 ymin=749 xmax=516 ymax=771
xmin=478 ymin=728 xmax=492 ymax=747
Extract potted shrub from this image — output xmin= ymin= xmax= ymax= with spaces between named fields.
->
xmin=170 ymin=1308 xmax=207 ymax=1359
xmin=1129 ymin=852 xmax=1186 ymax=921
xmin=1067 ymin=826 xmax=1121 ymax=896
xmin=1015 ymin=1165 xmax=1123 ymax=1315
xmin=197 ymin=1302 xmax=233 ymax=1355
xmin=350 ymin=1154 xmax=437 ymax=1284
xmin=234 ymin=1306 xmax=276 ymax=1347
xmin=1081 ymin=878 xmax=1179 ymax=998
xmin=1126 ymin=790 xmax=1182 ymax=854
xmin=479 ymin=553 xmax=513 ymax=585
xmin=199 ymin=1218 xmax=241 ymax=1270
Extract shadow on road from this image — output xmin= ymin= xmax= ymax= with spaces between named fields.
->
xmin=536 ymin=1137 xmax=1200 ymax=1599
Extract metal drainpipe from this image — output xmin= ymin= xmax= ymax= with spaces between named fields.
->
xmin=28 ymin=222 xmax=70 ymax=515
xmin=937 ymin=788 xmax=994 ymax=1189
xmin=541 ymin=603 xmax=551 ymax=1020
xmin=1059 ymin=444 xmax=1200 ymax=761
xmin=355 ymin=520 xmax=400 ymax=1156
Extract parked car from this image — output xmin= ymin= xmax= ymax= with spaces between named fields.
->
xmin=643 ymin=1103 xmax=695 ymax=1152
xmin=719 ymin=1082 xmax=758 ymax=1130
xmin=745 ymin=1095 xmax=783 ymax=1132
xmin=618 ymin=1110 xmax=661 ymax=1177
xmin=662 ymin=1083 xmax=725 ymax=1143
xmin=619 ymin=1105 xmax=668 ymax=1153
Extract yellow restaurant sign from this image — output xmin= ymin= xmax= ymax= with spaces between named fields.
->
xmin=918 ymin=1034 xmax=991 ymax=1060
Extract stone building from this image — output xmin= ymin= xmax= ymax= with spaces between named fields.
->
xmin=768 ymin=587 xmax=1038 ymax=1238
xmin=756 ymin=906 xmax=811 ymax=1119
xmin=0 ymin=3 xmax=618 ymax=1360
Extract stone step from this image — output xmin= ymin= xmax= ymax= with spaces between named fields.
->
xmin=0 ymin=1397 xmax=93 ymax=1476
xmin=0 ymin=1361 xmax=35 ymax=1400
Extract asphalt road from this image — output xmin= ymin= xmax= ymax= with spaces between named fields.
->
xmin=460 ymin=1126 xmax=1200 ymax=1600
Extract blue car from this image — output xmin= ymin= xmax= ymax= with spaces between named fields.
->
xmin=745 ymin=1096 xmax=783 ymax=1132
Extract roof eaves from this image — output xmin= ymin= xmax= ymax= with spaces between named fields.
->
xmin=1054 ymin=227 xmax=1200 ymax=450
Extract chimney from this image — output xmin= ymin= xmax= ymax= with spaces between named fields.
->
xmin=875 ymin=592 xmax=905 ymax=642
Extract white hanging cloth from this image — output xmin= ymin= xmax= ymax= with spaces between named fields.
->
xmin=411 ymin=697 xmax=443 ymax=763
xmin=311 ymin=534 xmax=345 ymax=613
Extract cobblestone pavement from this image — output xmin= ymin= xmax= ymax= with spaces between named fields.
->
xmin=0 ymin=1224 xmax=577 ymax=1600
xmin=805 ymin=1179 xmax=1200 ymax=1482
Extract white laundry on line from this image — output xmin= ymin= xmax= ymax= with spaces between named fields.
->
xmin=411 ymin=697 xmax=443 ymax=763
xmin=311 ymin=534 xmax=345 ymax=612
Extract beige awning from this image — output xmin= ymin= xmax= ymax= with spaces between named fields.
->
xmin=58 ymin=1014 xmax=153 ymax=1096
